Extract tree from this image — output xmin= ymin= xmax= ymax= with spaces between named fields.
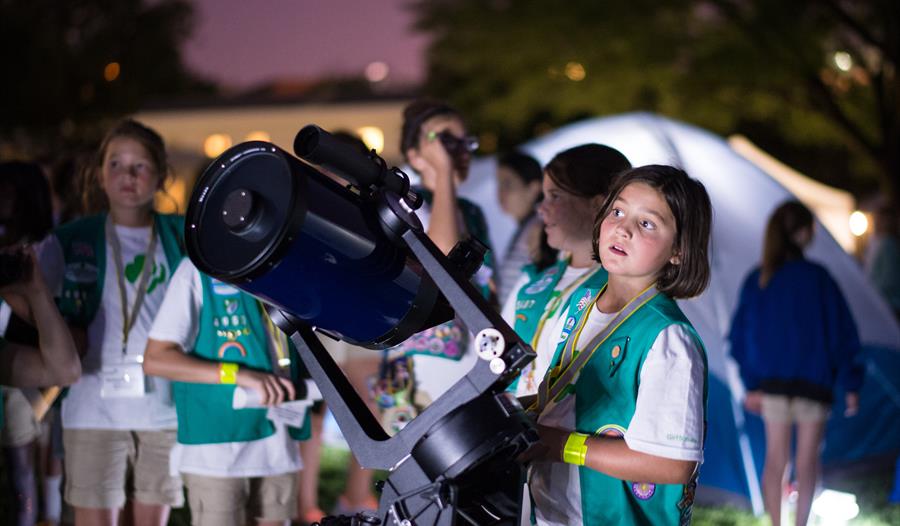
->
xmin=409 ymin=0 xmax=899 ymax=201
xmin=0 ymin=0 xmax=214 ymax=154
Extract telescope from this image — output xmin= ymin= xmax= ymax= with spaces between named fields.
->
xmin=185 ymin=126 xmax=537 ymax=525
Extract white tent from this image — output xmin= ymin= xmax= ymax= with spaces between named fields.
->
xmin=457 ymin=112 xmax=900 ymax=508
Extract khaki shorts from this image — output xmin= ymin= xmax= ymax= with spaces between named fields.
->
xmin=63 ymin=428 xmax=184 ymax=509
xmin=182 ymin=471 xmax=297 ymax=526
xmin=1 ymin=388 xmax=41 ymax=447
xmin=761 ymin=394 xmax=830 ymax=423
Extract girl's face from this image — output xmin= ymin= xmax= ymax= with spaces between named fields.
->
xmin=537 ymin=172 xmax=600 ymax=253
xmin=409 ymin=115 xmax=469 ymax=190
xmin=496 ymin=165 xmax=541 ymax=222
xmin=598 ymin=182 xmax=679 ymax=287
xmin=100 ymin=136 xmax=161 ymax=211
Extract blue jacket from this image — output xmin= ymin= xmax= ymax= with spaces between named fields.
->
xmin=729 ymin=259 xmax=863 ymax=403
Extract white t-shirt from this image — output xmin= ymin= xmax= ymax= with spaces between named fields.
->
xmin=149 ymin=258 xmax=302 ymax=478
xmin=44 ymin=224 xmax=178 ymax=430
xmin=500 ymin=264 xmax=594 ymax=397
xmin=530 ymin=306 xmax=705 ymax=526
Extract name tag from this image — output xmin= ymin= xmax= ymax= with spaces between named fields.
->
xmin=266 ymin=401 xmax=312 ymax=428
xmin=100 ymin=362 xmax=145 ymax=398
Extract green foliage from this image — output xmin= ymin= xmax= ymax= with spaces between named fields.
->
xmin=409 ymin=0 xmax=899 ymax=198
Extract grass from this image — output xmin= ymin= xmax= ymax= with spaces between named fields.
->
xmin=2 ymin=445 xmax=898 ymax=524
xmin=314 ymin=447 xmax=899 ymax=526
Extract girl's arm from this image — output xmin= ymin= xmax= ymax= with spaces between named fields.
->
xmin=410 ymin=139 xmax=460 ymax=255
xmin=537 ymin=425 xmax=698 ymax=484
xmin=427 ymin=164 xmax=461 ymax=255
xmin=143 ymin=338 xmax=295 ymax=406
xmin=0 ymin=250 xmax=81 ymax=387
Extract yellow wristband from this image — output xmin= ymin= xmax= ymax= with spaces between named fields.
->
xmin=219 ymin=362 xmax=238 ymax=384
xmin=563 ymin=432 xmax=589 ymax=466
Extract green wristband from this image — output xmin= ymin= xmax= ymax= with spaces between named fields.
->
xmin=563 ymin=432 xmax=589 ymax=466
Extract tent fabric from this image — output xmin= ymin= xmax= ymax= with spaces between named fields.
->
xmin=456 ymin=112 xmax=900 ymax=508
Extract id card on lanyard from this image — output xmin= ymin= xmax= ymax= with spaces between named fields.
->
xmin=100 ymin=217 xmax=157 ymax=399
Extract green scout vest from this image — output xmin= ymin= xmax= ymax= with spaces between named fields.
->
xmin=507 ymin=261 xmax=608 ymax=393
xmin=544 ymin=291 xmax=708 ymax=526
xmin=54 ymin=213 xmax=185 ymax=327
xmin=171 ymin=273 xmax=310 ymax=445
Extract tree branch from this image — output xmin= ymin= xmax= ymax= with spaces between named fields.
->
xmin=821 ymin=0 xmax=897 ymax=66
xmin=806 ymin=73 xmax=881 ymax=159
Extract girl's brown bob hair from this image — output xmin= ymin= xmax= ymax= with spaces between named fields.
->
xmin=592 ymin=164 xmax=712 ymax=299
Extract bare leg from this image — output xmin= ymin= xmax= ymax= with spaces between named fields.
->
xmin=762 ymin=419 xmax=792 ymax=526
xmin=298 ymin=409 xmax=325 ymax=522
xmin=793 ymin=420 xmax=825 ymax=526
xmin=340 ymin=356 xmax=380 ymax=509
xmin=74 ymin=506 xmax=117 ymax=526
xmin=4 ymin=443 xmax=38 ymax=526
xmin=130 ymin=501 xmax=170 ymax=526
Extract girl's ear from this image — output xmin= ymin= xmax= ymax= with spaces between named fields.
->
xmin=669 ymin=250 xmax=681 ymax=266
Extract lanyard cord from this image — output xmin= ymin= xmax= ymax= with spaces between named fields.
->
xmin=106 ymin=216 xmax=157 ymax=356
xmin=529 ymin=284 xmax=658 ymax=415
xmin=261 ymin=302 xmax=290 ymax=377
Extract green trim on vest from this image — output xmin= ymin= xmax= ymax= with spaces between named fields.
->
xmin=547 ymin=292 xmax=708 ymax=526
xmin=507 ymin=262 xmax=608 ymax=393
xmin=172 ymin=273 xmax=309 ymax=445
xmin=54 ymin=213 xmax=185 ymax=327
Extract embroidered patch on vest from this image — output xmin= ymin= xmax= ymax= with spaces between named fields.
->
xmin=631 ymin=482 xmax=656 ymax=500
xmin=524 ymin=268 xmax=558 ymax=295
xmin=72 ymin=241 xmax=94 ymax=258
xmin=575 ymin=290 xmax=593 ymax=312
xmin=217 ymin=341 xmax=247 ymax=358
xmin=611 ymin=345 xmax=621 ymax=359
xmin=596 ymin=424 xmax=625 ymax=437
xmin=677 ymin=475 xmax=698 ymax=526
xmin=64 ymin=262 xmax=98 ymax=284
xmin=211 ymin=279 xmax=241 ymax=296
xmin=558 ymin=315 xmax=577 ymax=342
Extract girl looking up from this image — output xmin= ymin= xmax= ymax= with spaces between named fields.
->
xmin=527 ymin=165 xmax=712 ymax=526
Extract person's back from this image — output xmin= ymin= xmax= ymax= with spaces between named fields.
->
xmin=733 ymin=259 xmax=858 ymax=403
xmin=729 ymin=200 xmax=863 ymax=526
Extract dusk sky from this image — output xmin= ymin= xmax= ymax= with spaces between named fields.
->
xmin=182 ymin=0 xmax=429 ymax=89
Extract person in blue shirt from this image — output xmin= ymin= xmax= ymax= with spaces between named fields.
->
xmin=729 ymin=200 xmax=863 ymax=526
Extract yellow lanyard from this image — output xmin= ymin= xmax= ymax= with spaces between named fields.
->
xmin=106 ymin=217 xmax=157 ymax=356
xmin=261 ymin=303 xmax=291 ymax=374
xmin=529 ymin=283 xmax=658 ymax=414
